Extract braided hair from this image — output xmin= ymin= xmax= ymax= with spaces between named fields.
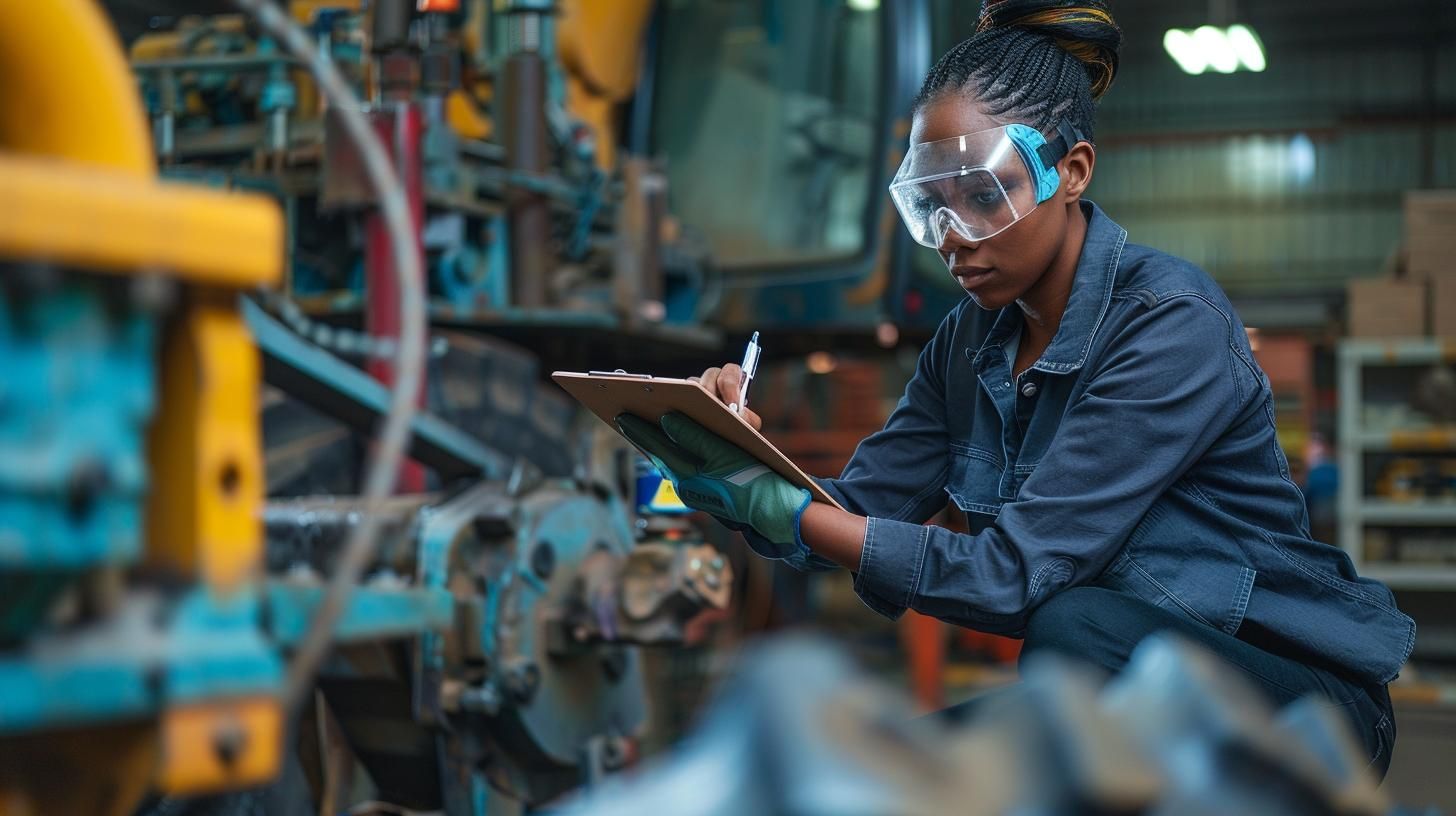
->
xmin=915 ymin=0 xmax=1122 ymax=142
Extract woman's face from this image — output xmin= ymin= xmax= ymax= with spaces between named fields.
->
xmin=910 ymin=95 xmax=1080 ymax=311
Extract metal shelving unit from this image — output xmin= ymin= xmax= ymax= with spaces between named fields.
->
xmin=1338 ymin=338 xmax=1456 ymax=587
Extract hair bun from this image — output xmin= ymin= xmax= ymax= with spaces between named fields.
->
xmin=977 ymin=0 xmax=1122 ymax=100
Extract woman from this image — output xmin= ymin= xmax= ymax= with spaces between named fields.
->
xmin=617 ymin=0 xmax=1410 ymax=777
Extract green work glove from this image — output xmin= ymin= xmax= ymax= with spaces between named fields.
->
xmin=615 ymin=411 xmax=811 ymax=556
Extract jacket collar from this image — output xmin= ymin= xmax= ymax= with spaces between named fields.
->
xmin=972 ymin=200 xmax=1127 ymax=375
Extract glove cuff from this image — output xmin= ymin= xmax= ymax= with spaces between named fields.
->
xmin=720 ymin=488 xmax=828 ymax=569
xmin=791 ymin=488 xmax=812 ymax=554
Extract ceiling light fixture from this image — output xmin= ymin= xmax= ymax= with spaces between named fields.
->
xmin=1163 ymin=23 xmax=1265 ymax=75
xmin=1162 ymin=29 xmax=1207 ymax=74
xmin=1225 ymin=24 xmax=1266 ymax=72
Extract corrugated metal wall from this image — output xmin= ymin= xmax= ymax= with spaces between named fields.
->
xmin=1087 ymin=0 xmax=1456 ymax=300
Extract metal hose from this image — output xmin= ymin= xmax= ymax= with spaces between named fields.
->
xmin=231 ymin=0 xmax=427 ymax=713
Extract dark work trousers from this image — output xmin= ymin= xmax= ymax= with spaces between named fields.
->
xmin=940 ymin=586 xmax=1396 ymax=781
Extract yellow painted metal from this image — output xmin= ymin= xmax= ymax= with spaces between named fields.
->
xmin=0 ymin=724 xmax=158 ymax=816
xmin=130 ymin=17 xmax=248 ymax=61
xmin=0 ymin=0 xmax=283 ymax=811
xmin=556 ymin=0 xmax=655 ymax=101
xmin=0 ymin=0 xmax=154 ymax=175
xmin=0 ymin=155 xmax=283 ymax=287
xmin=556 ymin=0 xmax=655 ymax=169
xmin=289 ymin=0 xmax=363 ymax=116
xmin=145 ymin=295 xmax=267 ymax=594
xmin=156 ymin=696 xmax=283 ymax=795
xmin=448 ymin=88 xmax=495 ymax=141
xmin=291 ymin=0 xmax=362 ymax=21
xmin=129 ymin=30 xmax=186 ymax=61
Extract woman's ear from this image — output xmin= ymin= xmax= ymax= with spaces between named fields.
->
xmin=1060 ymin=142 xmax=1096 ymax=200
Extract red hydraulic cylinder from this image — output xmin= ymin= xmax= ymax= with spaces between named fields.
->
xmin=365 ymin=102 xmax=427 ymax=493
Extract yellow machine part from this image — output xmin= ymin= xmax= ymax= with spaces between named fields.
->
xmin=0 ymin=0 xmax=155 ymax=176
xmin=556 ymin=0 xmax=656 ymax=170
xmin=0 ymin=154 xmax=282 ymax=288
xmin=556 ymin=0 xmax=655 ymax=101
xmin=130 ymin=16 xmax=250 ymax=61
xmin=146 ymin=294 xmax=268 ymax=594
xmin=0 ymin=724 xmax=159 ymax=816
xmin=291 ymin=0 xmax=362 ymax=23
xmin=447 ymin=1 xmax=496 ymax=142
xmin=448 ymin=86 xmax=496 ymax=141
xmin=289 ymin=0 xmax=364 ymax=116
xmin=0 ymin=1 xmax=286 ymax=811
xmin=157 ymin=697 xmax=283 ymax=795
xmin=129 ymin=30 xmax=186 ymax=61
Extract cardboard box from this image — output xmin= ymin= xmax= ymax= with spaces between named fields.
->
xmin=1433 ymin=275 xmax=1456 ymax=338
xmin=1406 ymin=191 xmax=1456 ymax=279
xmin=1347 ymin=277 xmax=1426 ymax=338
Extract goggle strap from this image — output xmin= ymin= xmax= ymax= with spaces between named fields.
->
xmin=1035 ymin=120 xmax=1087 ymax=169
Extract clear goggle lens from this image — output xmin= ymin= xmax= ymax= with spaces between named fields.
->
xmin=888 ymin=125 xmax=1056 ymax=248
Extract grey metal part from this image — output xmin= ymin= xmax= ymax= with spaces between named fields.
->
xmin=244 ymin=297 xmax=509 ymax=482
xmin=263 ymin=495 xmax=434 ymax=574
xmin=474 ymin=486 xmax=647 ymax=803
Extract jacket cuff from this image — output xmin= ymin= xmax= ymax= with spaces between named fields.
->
xmin=851 ymin=516 xmax=929 ymax=617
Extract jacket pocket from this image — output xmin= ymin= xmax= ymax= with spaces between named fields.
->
xmin=1098 ymin=551 xmax=1256 ymax=636
xmin=944 ymin=446 xmax=1006 ymax=517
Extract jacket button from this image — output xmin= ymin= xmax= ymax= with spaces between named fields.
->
xmin=1020 ymin=381 xmax=1038 ymax=398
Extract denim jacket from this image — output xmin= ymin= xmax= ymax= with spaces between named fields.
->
xmin=755 ymin=201 xmax=1414 ymax=687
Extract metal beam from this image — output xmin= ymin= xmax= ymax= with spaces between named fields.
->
xmin=243 ymin=297 xmax=509 ymax=482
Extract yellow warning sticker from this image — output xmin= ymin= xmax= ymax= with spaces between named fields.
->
xmin=651 ymin=479 xmax=687 ymax=509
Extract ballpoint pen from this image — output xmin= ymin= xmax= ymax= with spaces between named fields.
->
xmin=730 ymin=331 xmax=761 ymax=415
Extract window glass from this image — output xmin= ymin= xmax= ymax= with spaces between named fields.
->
xmin=652 ymin=0 xmax=882 ymax=267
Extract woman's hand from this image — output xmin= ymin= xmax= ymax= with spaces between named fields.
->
xmin=615 ymin=412 xmax=809 ymax=554
xmin=691 ymin=363 xmax=763 ymax=431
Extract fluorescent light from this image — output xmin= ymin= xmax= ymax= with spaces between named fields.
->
xmin=847 ymin=0 xmax=878 ymax=11
xmin=1194 ymin=25 xmax=1238 ymax=73
xmin=1226 ymin=24 xmax=1266 ymax=72
xmin=1163 ymin=28 xmax=1206 ymax=74
xmin=1165 ymin=24 xmax=1266 ymax=75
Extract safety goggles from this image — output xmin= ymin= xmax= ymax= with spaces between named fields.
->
xmin=888 ymin=120 xmax=1085 ymax=249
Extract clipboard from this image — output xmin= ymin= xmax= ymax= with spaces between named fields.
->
xmin=552 ymin=370 xmax=844 ymax=510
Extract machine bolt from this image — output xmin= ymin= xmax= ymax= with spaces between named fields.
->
xmin=65 ymin=460 xmax=109 ymax=522
xmin=503 ymin=660 xmax=541 ymax=704
xmin=460 ymin=681 xmax=503 ymax=715
xmin=129 ymin=273 xmax=177 ymax=313
xmin=212 ymin=720 xmax=248 ymax=768
xmin=530 ymin=541 xmax=556 ymax=580
xmin=601 ymin=735 xmax=633 ymax=771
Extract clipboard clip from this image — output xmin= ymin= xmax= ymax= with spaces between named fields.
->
xmin=587 ymin=369 xmax=654 ymax=379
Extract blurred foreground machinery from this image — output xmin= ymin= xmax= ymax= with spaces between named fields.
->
xmin=0 ymin=2 xmax=286 ymax=813
xmin=560 ymin=635 xmax=1403 ymax=816
xmin=0 ymin=3 xmax=734 ymax=815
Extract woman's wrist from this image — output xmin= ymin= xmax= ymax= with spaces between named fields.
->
xmin=799 ymin=502 xmax=868 ymax=571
